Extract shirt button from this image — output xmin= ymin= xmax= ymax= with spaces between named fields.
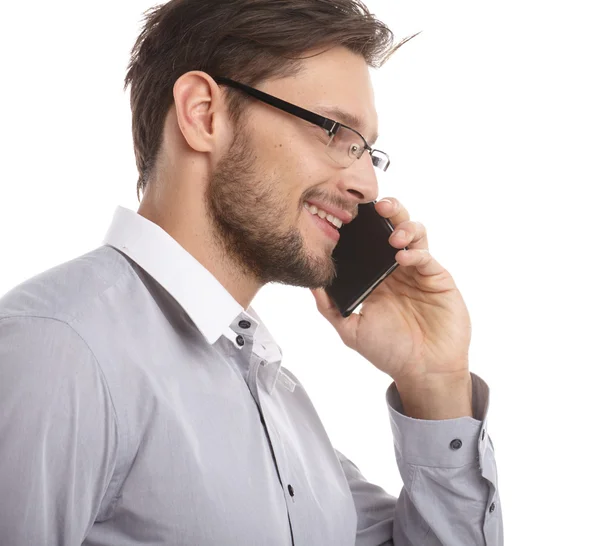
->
xmin=287 ymin=484 xmax=295 ymax=497
xmin=450 ymin=439 xmax=463 ymax=450
xmin=236 ymin=335 xmax=245 ymax=346
xmin=238 ymin=320 xmax=251 ymax=329
xmin=489 ymin=502 xmax=496 ymax=513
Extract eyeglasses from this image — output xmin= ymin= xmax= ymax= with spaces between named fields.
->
xmin=213 ymin=77 xmax=390 ymax=172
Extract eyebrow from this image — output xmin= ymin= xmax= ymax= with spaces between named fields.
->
xmin=315 ymin=106 xmax=379 ymax=146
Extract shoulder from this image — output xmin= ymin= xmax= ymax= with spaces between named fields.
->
xmin=0 ymin=245 xmax=132 ymax=324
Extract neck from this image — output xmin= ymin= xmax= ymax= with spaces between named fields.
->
xmin=137 ymin=181 xmax=261 ymax=310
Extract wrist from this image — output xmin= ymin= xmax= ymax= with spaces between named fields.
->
xmin=393 ymin=371 xmax=473 ymax=420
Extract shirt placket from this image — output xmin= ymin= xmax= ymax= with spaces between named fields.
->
xmin=230 ymin=315 xmax=296 ymax=546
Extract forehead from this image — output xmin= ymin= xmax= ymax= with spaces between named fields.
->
xmin=264 ymin=46 xmax=379 ymax=143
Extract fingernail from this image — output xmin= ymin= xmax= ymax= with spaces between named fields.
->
xmin=395 ymin=230 xmax=407 ymax=240
xmin=379 ymin=198 xmax=393 ymax=207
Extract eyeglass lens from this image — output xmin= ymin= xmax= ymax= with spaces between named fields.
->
xmin=324 ymin=125 xmax=389 ymax=171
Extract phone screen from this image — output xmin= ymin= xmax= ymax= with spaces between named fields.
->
xmin=324 ymin=200 xmax=404 ymax=318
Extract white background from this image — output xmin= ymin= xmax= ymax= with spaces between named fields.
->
xmin=1 ymin=1 xmax=599 ymax=543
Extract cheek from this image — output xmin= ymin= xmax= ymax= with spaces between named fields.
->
xmin=248 ymin=118 xmax=330 ymax=195
xmin=251 ymin=112 xmax=312 ymax=164
xmin=272 ymin=153 xmax=323 ymax=206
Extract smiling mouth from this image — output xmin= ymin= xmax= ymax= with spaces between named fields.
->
xmin=303 ymin=202 xmax=344 ymax=229
xmin=304 ymin=207 xmax=340 ymax=242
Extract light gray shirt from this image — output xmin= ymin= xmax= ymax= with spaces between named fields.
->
xmin=0 ymin=206 xmax=502 ymax=545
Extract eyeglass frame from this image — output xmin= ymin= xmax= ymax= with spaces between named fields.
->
xmin=212 ymin=76 xmax=390 ymax=172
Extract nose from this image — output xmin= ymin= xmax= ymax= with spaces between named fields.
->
xmin=336 ymin=152 xmax=379 ymax=205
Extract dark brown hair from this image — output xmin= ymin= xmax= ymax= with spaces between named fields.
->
xmin=124 ymin=0 xmax=414 ymax=202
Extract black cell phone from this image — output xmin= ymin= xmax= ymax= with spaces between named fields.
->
xmin=325 ymin=200 xmax=406 ymax=318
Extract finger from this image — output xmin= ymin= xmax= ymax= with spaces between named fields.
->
xmin=389 ymin=220 xmax=429 ymax=251
xmin=374 ymin=197 xmax=410 ymax=227
xmin=395 ymin=248 xmax=445 ymax=276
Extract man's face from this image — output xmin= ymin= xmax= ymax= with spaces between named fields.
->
xmin=206 ymin=46 xmax=380 ymax=289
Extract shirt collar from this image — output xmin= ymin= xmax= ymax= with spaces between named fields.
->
xmin=101 ymin=206 xmax=283 ymax=366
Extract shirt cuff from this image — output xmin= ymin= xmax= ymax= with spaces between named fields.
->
xmin=386 ymin=372 xmax=490 ymax=468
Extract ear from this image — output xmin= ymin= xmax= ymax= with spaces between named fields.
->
xmin=172 ymin=71 xmax=228 ymax=154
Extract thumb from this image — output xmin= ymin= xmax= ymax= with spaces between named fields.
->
xmin=309 ymin=288 xmax=359 ymax=348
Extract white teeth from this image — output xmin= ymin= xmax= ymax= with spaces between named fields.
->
xmin=326 ymin=214 xmax=343 ymax=229
xmin=303 ymin=202 xmax=343 ymax=229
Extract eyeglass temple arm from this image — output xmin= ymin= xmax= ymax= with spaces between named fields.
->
xmin=213 ymin=77 xmax=339 ymax=136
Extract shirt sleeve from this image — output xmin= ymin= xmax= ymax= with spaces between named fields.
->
xmin=336 ymin=372 xmax=502 ymax=546
xmin=0 ymin=316 xmax=119 ymax=545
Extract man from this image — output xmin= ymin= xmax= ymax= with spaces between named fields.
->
xmin=0 ymin=0 xmax=502 ymax=544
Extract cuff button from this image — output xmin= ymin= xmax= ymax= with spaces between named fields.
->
xmin=450 ymin=438 xmax=463 ymax=450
